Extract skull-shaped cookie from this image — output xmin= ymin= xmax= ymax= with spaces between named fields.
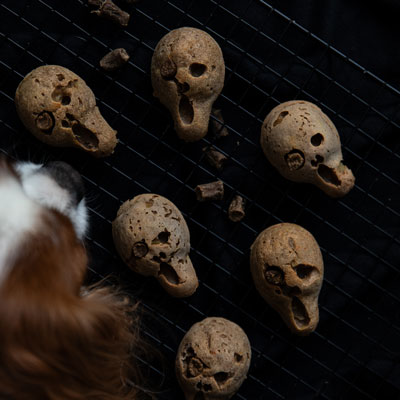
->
xmin=15 ymin=65 xmax=117 ymax=157
xmin=112 ymin=194 xmax=198 ymax=297
xmin=261 ymin=100 xmax=355 ymax=197
xmin=250 ymin=223 xmax=323 ymax=335
xmin=151 ymin=27 xmax=225 ymax=142
xmin=176 ymin=317 xmax=251 ymax=400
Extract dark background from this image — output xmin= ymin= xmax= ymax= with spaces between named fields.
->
xmin=1 ymin=0 xmax=399 ymax=399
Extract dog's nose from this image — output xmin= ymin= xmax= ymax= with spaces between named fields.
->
xmin=44 ymin=161 xmax=85 ymax=204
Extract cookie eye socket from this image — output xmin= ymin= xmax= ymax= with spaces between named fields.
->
xmin=190 ymin=63 xmax=207 ymax=77
xmin=311 ymin=133 xmax=324 ymax=146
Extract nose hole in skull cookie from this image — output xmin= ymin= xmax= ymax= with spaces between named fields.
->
xmin=264 ymin=266 xmax=284 ymax=285
xmin=203 ymin=384 xmax=212 ymax=392
xmin=214 ymin=371 xmax=229 ymax=386
xmin=311 ymin=155 xmax=324 ymax=167
xmin=175 ymin=81 xmax=190 ymax=93
xmin=318 ymin=164 xmax=341 ymax=186
xmin=35 ymin=111 xmax=55 ymax=134
xmin=234 ymin=353 xmax=243 ymax=362
xmin=285 ymin=149 xmax=305 ymax=170
xmin=311 ymin=133 xmax=324 ymax=146
xmin=190 ymin=63 xmax=207 ymax=77
xmin=72 ymin=123 xmax=99 ymax=150
xmin=179 ymin=95 xmax=194 ymax=124
xmin=281 ymin=285 xmax=301 ymax=297
xmin=273 ymin=110 xmax=289 ymax=127
xmin=292 ymin=296 xmax=310 ymax=328
xmin=158 ymin=262 xmax=179 ymax=285
xmin=61 ymin=96 xmax=71 ymax=105
xmin=293 ymin=264 xmax=318 ymax=280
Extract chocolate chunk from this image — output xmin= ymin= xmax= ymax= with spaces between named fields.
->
xmin=228 ymin=195 xmax=246 ymax=222
xmin=100 ymin=48 xmax=130 ymax=71
xmin=195 ymin=181 xmax=224 ymax=202
xmin=203 ymin=147 xmax=227 ymax=170
xmin=88 ymin=0 xmax=130 ymax=27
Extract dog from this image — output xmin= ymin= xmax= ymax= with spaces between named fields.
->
xmin=0 ymin=157 xmax=146 ymax=399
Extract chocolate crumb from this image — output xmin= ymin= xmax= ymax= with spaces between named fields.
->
xmin=88 ymin=0 xmax=130 ymax=27
xmin=100 ymin=48 xmax=130 ymax=71
xmin=228 ymin=195 xmax=246 ymax=222
xmin=195 ymin=181 xmax=224 ymax=202
xmin=203 ymin=147 xmax=227 ymax=170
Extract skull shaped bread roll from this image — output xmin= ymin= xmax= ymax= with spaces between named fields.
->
xmin=176 ymin=317 xmax=251 ymax=400
xmin=261 ymin=100 xmax=355 ymax=197
xmin=15 ymin=65 xmax=117 ymax=157
xmin=151 ymin=27 xmax=225 ymax=142
xmin=112 ymin=194 xmax=198 ymax=297
xmin=250 ymin=223 xmax=324 ymax=335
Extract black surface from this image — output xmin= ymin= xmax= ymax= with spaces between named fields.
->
xmin=1 ymin=0 xmax=400 ymax=399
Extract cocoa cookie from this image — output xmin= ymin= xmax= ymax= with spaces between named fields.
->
xmin=176 ymin=317 xmax=251 ymax=399
xmin=15 ymin=65 xmax=117 ymax=157
xmin=261 ymin=100 xmax=355 ymax=197
xmin=112 ymin=194 xmax=198 ymax=297
xmin=151 ymin=27 xmax=225 ymax=142
xmin=250 ymin=223 xmax=324 ymax=335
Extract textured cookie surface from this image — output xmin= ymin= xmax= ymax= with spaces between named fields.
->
xmin=112 ymin=193 xmax=198 ymax=297
xmin=250 ymin=223 xmax=324 ymax=335
xmin=151 ymin=27 xmax=225 ymax=141
xmin=15 ymin=65 xmax=117 ymax=157
xmin=176 ymin=317 xmax=251 ymax=399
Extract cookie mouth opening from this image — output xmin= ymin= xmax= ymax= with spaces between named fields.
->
xmin=318 ymin=164 xmax=341 ymax=186
xmin=179 ymin=95 xmax=194 ymax=125
xmin=72 ymin=123 xmax=99 ymax=150
xmin=158 ymin=262 xmax=180 ymax=285
xmin=291 ymin=296 xmax=310 ymax=328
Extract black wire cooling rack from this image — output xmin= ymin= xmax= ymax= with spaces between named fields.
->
xmin=1 ymin=0 xmax=400 ymax=399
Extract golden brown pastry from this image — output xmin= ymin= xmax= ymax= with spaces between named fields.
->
xmin=250 ymin=223 xmax=324 ymax=335
xmin=261 ymin=100 xmax=355 ymax=197
xmin=15 ymin=65 xmax=117 ymax=157
xmin=112 ymin=193 xmax=198 ymax=297
xmin=151 ymin=27 xmax=225 ymax=141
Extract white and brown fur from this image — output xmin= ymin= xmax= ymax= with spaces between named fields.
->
xmin=0 ymin=157 xmax=145 ymax=399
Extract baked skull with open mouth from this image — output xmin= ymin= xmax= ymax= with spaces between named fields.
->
xmin=250 ymin=223 xmax=324 ymax=335
xmin=15 ymin=65 xmax=117 ymax=157
xmin=176 ymin=317 xmax=251 ymax=400
xmin=151 ymin=27 xmax=225 ymax=142
xmin=261 ymin=100 xmax=355 ymax=197
xmin=112 ymin=193 xmax=198 ymax=297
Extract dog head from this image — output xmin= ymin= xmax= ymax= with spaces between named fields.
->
xmin=0 ymin=157 xmax=146 ymax=399
xmin=0 ymin=158 xmax=88 ymax=291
